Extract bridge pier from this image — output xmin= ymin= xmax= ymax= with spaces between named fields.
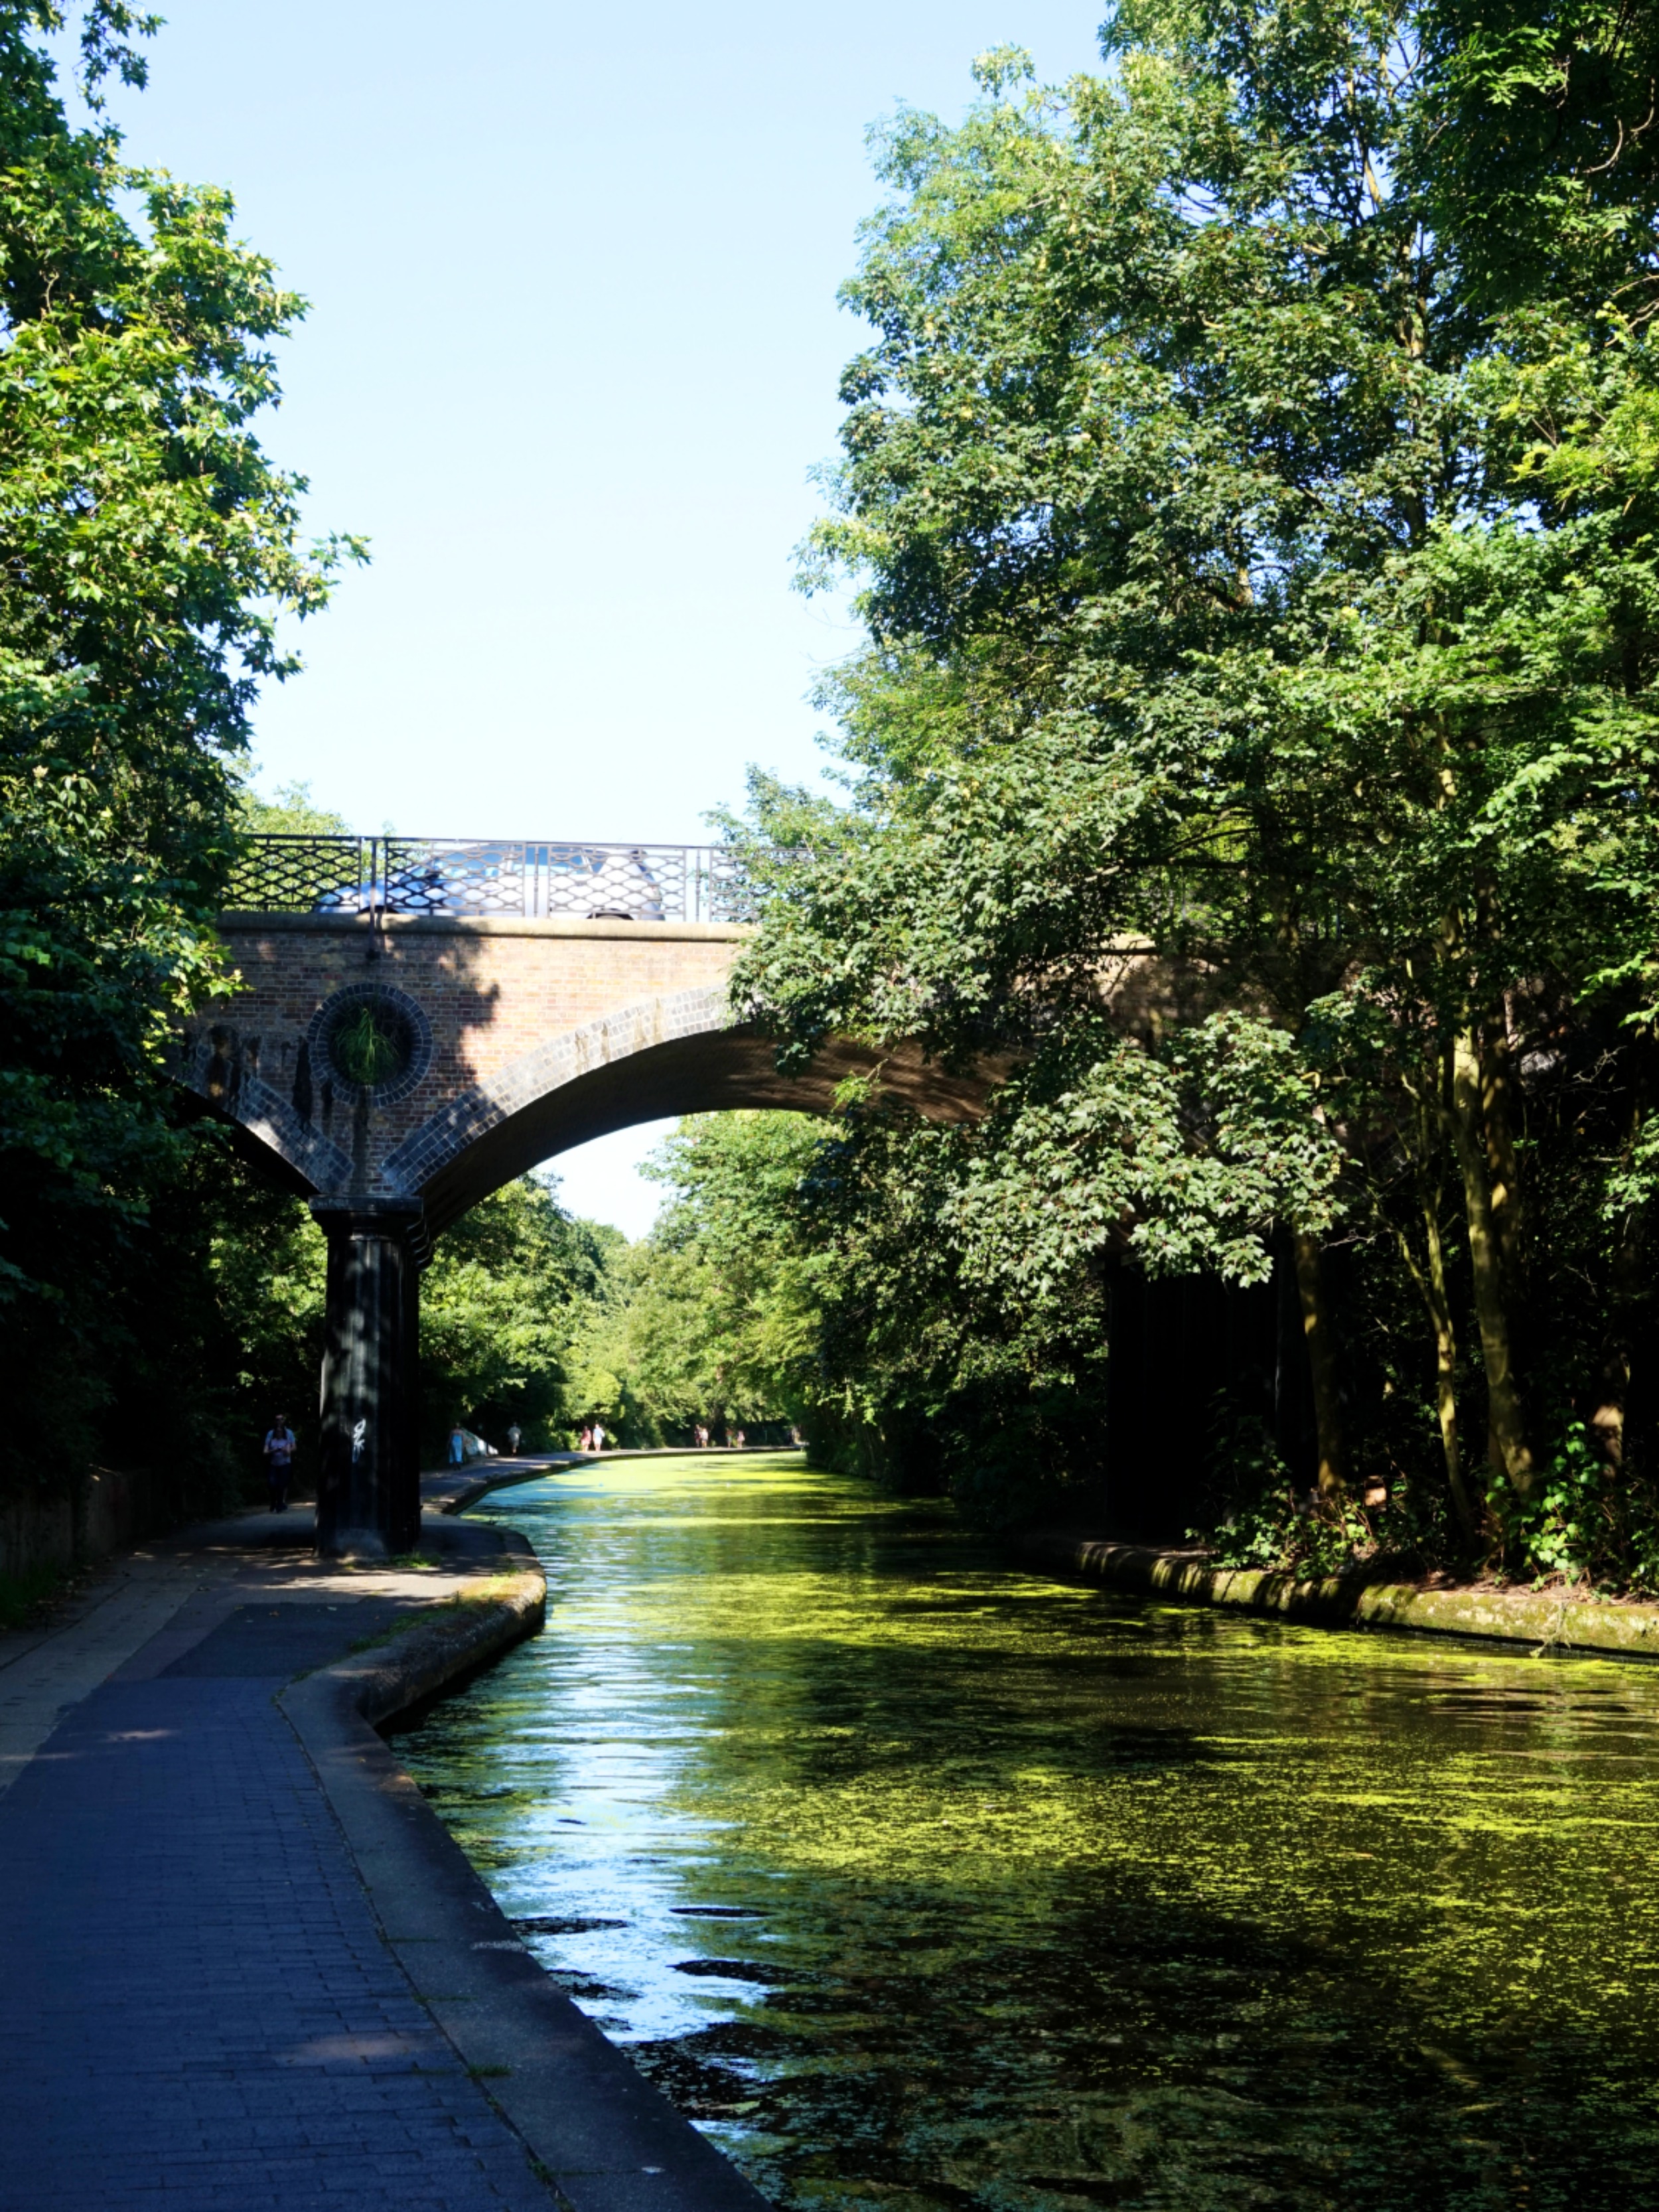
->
xmin=313 ymin=1200 xmax=425 ymax=1558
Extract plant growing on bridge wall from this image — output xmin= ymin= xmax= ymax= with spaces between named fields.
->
xmin=328 ymin=1001 xmax=408 ymax=1089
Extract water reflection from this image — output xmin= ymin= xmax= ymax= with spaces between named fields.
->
xmin=394 ymin=1454 xmax=1659 ymax=2211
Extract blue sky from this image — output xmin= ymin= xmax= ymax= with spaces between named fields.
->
xmin=104 ymin=1 xmax=1108 ymax=1232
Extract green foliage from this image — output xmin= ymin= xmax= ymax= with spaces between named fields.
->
xmin=948 ymin=1015 xmax=1344 ymax=1303
xmin=1489 ymin=1428 xmax=1659 ymax=1595
xmin=330 ymin=1003 xmax=404 ymax=1086
xmin=0 ymin=1117 xmax=330 ymax=1514
xmin=1502 ymin=1435 xmax=1615 ymax=1585
xmin=721 ymin=1 xmax=1659 ymax=1575
xmin=419 ymin=1179 xmax=613 ymax=1457
xmin=1200 ymin=1400 xmax=1303 ymax=1571
xmin=1202 ymin=1396 xmax=1377 ymax=1578
xmin=572 ymin=1114 xmax=829 ymax=1435
xmin=0 ymin=7 xmax=357 ymax=1522
xmin=1407 ymin=0 xmax=1659 ymax=315
xmin=236 ymin=776 xmax=350 ymax=837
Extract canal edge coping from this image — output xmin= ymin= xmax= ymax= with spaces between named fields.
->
xmin=1023 ymin=1532 xmax=1659 ymax=1659
xmin=279 ymin=1528 xmax=773 ymax=2212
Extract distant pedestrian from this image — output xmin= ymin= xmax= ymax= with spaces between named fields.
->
xmin=263 ymin=1415 xmax=296 ymax=1512
xmin=448 ymin=1422 xmax=467 ymax=1465
xmin=578 ymin=1424 xmax=592 ymax=1452
xmin=506 ymin=1424 xmax=522 ymax=1455
xmin=733 ymin=1427 xmax=746 ymax=1449
xmin=591 ymin=1421 xmax=607 ymax=1452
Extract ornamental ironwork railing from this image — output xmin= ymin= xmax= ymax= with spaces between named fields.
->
xmin=224 ymin=836 xmax=755 ymax=924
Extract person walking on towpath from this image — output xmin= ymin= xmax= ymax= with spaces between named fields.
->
xmin=449 ymin=1421 xmax=467 ymax=1465
xmin=591 ymin=1421 xmax=607 ymax=1453
xmin=262 ymin=1415 xmax=296 ymax=1512
xmin=506 ymin=1423 xmax=522 ymax=1455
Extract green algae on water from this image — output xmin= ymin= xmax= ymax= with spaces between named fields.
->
xmin=396 ymin=1454 xmax=1659 ymax=2212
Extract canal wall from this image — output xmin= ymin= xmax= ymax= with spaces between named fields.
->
xmin=0 ymin=1461 xmax=160 ymax=1587
xmin=1024 ymin=1532 xmax=1659 ymax=1660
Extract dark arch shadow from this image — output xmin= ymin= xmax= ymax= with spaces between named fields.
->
xmin=171 ymin=1067 xmax=329 ymax=1198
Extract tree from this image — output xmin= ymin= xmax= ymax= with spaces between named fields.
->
xmin=237 ymin=776 xmax=350 ymax=836
xmin=573 ymin=1114 xmax=830 ymax=1438
xmin=419 ymin=1179 xmax=613 ymax=1457
xmin=0 ymin=5 xmax=357 ymax=1502
xmin=729 ymin=4 xmax=1659 ymax=1571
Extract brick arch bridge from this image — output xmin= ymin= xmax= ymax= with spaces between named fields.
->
xmin=179 ymin=836 xmax=991 ymax=1556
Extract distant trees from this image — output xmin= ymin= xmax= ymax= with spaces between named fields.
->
xmin=419 ymin=1180 xmax=618 ymax=1459
xmin=723 ymin=1 xmax=1659 ymax=1578
xmin=569 ymin=1114 xmax=826 ymax=1441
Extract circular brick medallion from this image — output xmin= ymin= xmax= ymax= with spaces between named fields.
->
xmin=309 ymin=983 xmax=433 ymax=1106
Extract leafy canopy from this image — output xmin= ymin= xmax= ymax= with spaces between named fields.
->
xmin=723 ymin=0 xmax=1659 ymax=1557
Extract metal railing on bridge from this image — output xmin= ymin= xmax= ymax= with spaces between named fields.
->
xmin=225 ymin=836 xmax=755 ymax=925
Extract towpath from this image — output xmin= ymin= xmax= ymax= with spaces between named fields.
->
xmin=0 ymin=1480 xmax=765 ymax=2212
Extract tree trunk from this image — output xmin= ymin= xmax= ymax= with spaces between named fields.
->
xmin=1589 ymin=1344 xmax=1628 ymax=1473
xmin=1482 ymin=1019 xmax=1526 ymax=1483
xmin=1445 ymin=1026 xmax=1536 ymax=1501
xmin=1483 ymin=1012 xmax=1523 ymax=1286
xmin=1292 ymin=1228 xmax=1347 ymax=1513
xmin=1420 ymin=1200 xmax=1480 ymax=1548
xmin=1389 ymin=1184 xmax=1480 ymax=1552
xmin=1590 ymin=1208 xmax=1641 ymax=1472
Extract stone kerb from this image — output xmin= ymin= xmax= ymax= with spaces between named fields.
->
xmin=1023 ymin=1530 xmax=1659 ymax=1659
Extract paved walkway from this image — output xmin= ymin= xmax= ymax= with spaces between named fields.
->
xmin=0 ymin=1511 xmax=554 ymax=2211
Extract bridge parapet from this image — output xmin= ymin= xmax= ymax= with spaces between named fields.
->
xmin=228 ymin=834 xmax=752 ymax=924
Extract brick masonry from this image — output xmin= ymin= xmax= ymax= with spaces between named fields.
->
xmin=177 ymin=915 xmax=991 ymax=1232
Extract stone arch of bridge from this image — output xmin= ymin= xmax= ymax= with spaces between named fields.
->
xmin=390 ymin=984 xmax=990 ymax=1234
xmin=181 ymin=981 xmax=990 ymax=1227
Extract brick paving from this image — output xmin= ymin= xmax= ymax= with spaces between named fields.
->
xmin=0 ymin=1552 xmax=219 ymax=1803
xmin=0 ymin=1552 xmax=554 ymax=2210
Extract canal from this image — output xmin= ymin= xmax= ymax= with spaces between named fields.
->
xmin=394 ymin=1452 xmax=1659 ymax=2211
